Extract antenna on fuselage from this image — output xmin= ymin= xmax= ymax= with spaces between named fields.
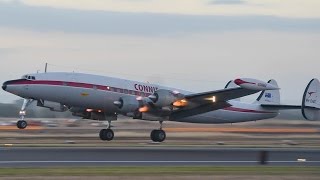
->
xmin=45 ymin=63 xmax=48 ymax=73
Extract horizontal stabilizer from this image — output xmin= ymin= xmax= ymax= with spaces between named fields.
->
xmin=261 ymin=104 xmax=301 ymax=110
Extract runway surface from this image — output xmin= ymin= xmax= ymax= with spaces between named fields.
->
xmin=0 ymin=147 xmax=320 ymax=167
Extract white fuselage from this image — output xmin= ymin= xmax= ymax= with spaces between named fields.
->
xmin=4 ymin=72 xmax=279 ymax=124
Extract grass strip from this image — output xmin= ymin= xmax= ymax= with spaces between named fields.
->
xmin=0 ymin=166 xmax=319 ymax=176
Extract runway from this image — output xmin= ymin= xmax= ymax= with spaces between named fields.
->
xmin=0 ymin=147 xmax=320 ymax=167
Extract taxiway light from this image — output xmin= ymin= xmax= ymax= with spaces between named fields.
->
xmin=297 ymin=159 xmax=307 ymax=162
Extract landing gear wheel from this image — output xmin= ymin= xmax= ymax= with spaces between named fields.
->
xmin=150 ymin=129 xmax=166 ymax=142
xmin=151 ymin=130 xmax=157 ymax=142
xmin=17 ymin=120 xmax=28 ymax=129
xmin=99 ymin=129 xmax=114 ymax=141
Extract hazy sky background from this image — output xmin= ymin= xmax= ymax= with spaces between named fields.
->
xmin=0 ymin=0 xmax=319 ymax=104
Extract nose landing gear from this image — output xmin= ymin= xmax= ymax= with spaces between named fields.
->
xmin=17 ymin=99 xmax=33 ymax=129
xmin=17 ymin=120 xmax=28 ymax=129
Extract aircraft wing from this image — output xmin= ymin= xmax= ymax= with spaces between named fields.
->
xmin=168 ymin=87 xmax=260 ymax=119
xmin=170 ymin=101 xmax=232 ymax=119
xmin=147 ymin=78 xmax=279 ymax=119
xmin=184 ymin=87 xmax=259 ymax=104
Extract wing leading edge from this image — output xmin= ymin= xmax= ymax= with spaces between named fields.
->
xmin=184 ymin=87 xmax=259 ymax=104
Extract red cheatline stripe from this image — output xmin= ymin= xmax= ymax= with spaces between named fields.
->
xmin=9 ymin=80 xmax=153 ymax=96
xmin=11 ymin=80 xmax=95 ymax=89
xmin=11 ymin=80 xmax=63 ymax=86
xmin=224 ymin=107 xmax=275 ymax=114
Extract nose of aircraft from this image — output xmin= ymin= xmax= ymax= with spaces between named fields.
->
xmin=2 ymin=81 xmax=7 ymax=91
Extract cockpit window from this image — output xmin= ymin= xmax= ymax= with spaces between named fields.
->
xmin=22 ymin=75 xmax=36 ymax=80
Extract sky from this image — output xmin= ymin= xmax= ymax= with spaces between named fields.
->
xmin=0 ymin=0 xmax=319 ymax=104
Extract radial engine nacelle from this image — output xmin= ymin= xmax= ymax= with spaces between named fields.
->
xmin=113 ymin=96 xmax=146 ymax=117
xmin=148 ymin=89 xmax=184 ymax=107
xmin=234 ymin=78 xmax=280 ymax=91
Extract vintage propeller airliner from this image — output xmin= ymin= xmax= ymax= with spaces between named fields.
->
xmin=2 ymin=72 xmax=320 ymax=142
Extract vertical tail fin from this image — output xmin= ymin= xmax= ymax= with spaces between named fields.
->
xmin=302 ymin=78 xmax=320 ymax=121
xmin=255 ymin=79 xmax=280 ymax=105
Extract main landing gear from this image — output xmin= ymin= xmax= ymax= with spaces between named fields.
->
xmin=99 ymin=121 xmax=114 ymax=141
xmin=98 ymin=121 xmax=167 ymax=142
xmin=150 ymin=121 xmax=166 ymax=142
xmin=17 ymin=99 xmax=33 ymax=129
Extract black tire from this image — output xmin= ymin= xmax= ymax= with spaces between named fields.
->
xmin=150 ymin=130 xmax=158 ymax=142
xmin=99 ymin=129 xmax=114 ymax=141
xmin=150 ymin=129 xmax=166 ymax=142
xmin=156 ymin=130 xmax=166 ymax=142
xmin=17 ymin=120 xmax=27 ymax=129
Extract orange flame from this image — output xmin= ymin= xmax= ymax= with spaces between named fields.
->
xmin=139 ymin=106 xmax=149 ymax=113
xmin=173 ymin=99 xmax=188 ymax=107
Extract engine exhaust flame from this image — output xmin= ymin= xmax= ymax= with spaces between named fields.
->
xmin=173 ymin=99 xmax=188 ymax=107
xmin=139 ymin=106 xmax=149 ymax=113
